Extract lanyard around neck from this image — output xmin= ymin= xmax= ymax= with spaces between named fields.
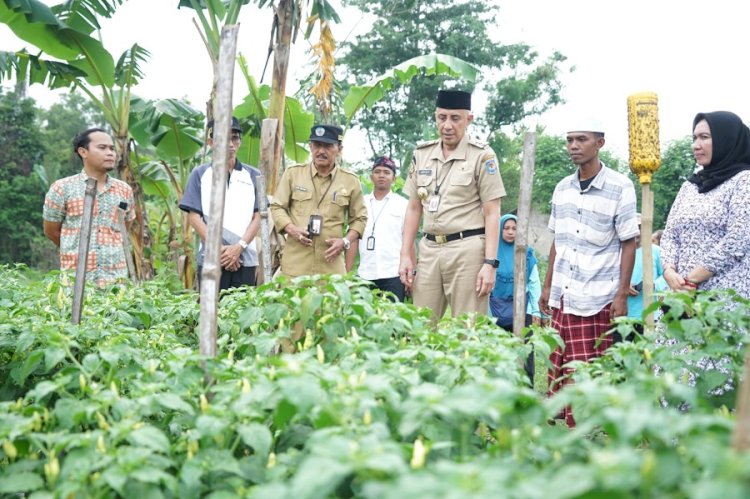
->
xmin=311 ymin=164 xmax=338 ymax=210
xmin=368 ymin=194 xmax=390 ymax=236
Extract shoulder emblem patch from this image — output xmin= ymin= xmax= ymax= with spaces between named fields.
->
xmin=483 ymin=156 xmax=498 ymax=175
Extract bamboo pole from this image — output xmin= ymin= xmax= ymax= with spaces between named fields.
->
xmin=198 ymin=25 xmax=239 ymax=358
xmin=117 ymin=202 xmax=138 ymax=283
xmin=257 ymin=119 xmax=278 ymax=284
xmin=513 ymin=132 xmax=536 ymax=338
xmin=627 ymin=92 xmax=661 ymax=331
xmin=71 ymin=177 xmax=97 ymax=325
xmin=732 ymin=348 xmax=750 ymax=451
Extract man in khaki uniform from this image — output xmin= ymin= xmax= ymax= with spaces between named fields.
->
xmin=399 ymin=90 xmax=505 ymax=321
xmin=271 ymin=124 xmax=367 ymax=277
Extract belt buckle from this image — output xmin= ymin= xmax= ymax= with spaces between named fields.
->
xmin=435 ymin=234 xmax=447 ymax=244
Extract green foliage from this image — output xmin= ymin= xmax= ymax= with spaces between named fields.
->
xmin=2 ymin=267 xmax=750 ymax=497
xmin=0 ymin=175 xmax=45 ymax=265
xmin=339 ymin=0 xmax=569 ymax=163
xmin=530 ymin=133 xmax=573 ymax=213
xmin=0 ymin=88 xmax=44 ymax=178
xmin=652 ymin=137 xmax=693 ymax=230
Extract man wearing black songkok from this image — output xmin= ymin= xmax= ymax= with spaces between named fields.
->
xmin=399 ymin=89 xmax=506 ymax=323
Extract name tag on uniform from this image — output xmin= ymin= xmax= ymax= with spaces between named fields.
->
xmin=294 ymin=185 xmax=308 ymax=192
xmin=418 ymin=169 xmax=432 ymax=176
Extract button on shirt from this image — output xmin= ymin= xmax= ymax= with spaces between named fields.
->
xmin=43 ymin=171 xmax=135 ymax=287
xmin=357 ymin=192 xmax=409 ymax=280
xmin=547 ymin=164 xmax=639 ymax=316
xmin=179 ymin=161 xmax=260 ymax=267
xmin=404 ymin=134 xmax=505 ymax=235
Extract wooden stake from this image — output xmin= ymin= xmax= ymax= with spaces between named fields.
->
xmin=198 ymin=25 xmax=239 ymax=358
xmin=513 ymin=132 xmax=536 ymax=338
xmin=118 ymin=202 xmax=138 ymax=284
xmin=258 ymin=119 xmax=278 ymax=284
xmin=641 ymin=184 xmax=655 ymax=328
xmin=71 ymin=177 xmax=97 ymax=325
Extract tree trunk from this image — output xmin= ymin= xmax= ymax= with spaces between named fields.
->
xmin=115 ymin=135 xmax=154 ymax=280
xmin=267 ymin=0 xmax=294 ymax=195
xmin=513 ymin=132 xmax=536 ymax=338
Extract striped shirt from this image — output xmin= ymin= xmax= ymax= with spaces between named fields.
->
xmin=547 ymin=164 xmax=638 ymax=316
xmin=43 ymin=171 xmax=135 ymax=286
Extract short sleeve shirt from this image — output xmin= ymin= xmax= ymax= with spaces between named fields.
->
xmin=179 ymin=161 xmax=260 ymax=267
xmin=357 ymin=191 xmax=409 ymax=280
xmin=270 ymin=162 xmax=368 ymax=277
xmin=405 ymin=134 xmax=505 ymax=235
xmin=43 ymin=171 xmax=135 ymax=287
xmin=547 ymin=164 xmax=639 ymax=315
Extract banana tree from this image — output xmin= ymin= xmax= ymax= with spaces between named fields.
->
xmin=0 ymin=0 xmax=155 ymax=280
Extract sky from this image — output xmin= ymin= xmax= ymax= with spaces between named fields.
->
xmin=2 ymin=0 xmax=750 ymax=163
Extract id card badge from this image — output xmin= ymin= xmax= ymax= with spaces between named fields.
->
xmin=427 ymin=195 xmax=440 ymax=212
xmin=366 ymin=236 xmax=375 ymax=251
xmin=308 ymin=214 xmax=323 ymax=236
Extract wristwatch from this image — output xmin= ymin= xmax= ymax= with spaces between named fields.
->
xmin=342 ymin=238 xmax=351 ymax=250
xmin=237 ymin=239 xmax=248 ymax=250
xmin=483 ymin=258 xmax=500 ymax=268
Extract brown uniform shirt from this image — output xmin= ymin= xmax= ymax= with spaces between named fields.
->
xmin=405 ymin=134 xmax=506 ymax=235
xmin=271 ymin=161 xmax=367 ymax=277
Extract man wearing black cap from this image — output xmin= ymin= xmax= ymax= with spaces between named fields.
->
xmin=399 ymin=89 xmax=506 ymax=322
xmin=347 ymin=156 xmax=410 ymax=301
xmin=271 ymin=124 xmax=367 ymax=277
xmin=179 ymin=116 xmax=261 ymax=290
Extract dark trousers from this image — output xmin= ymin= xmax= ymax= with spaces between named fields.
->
xmin=497 ymin=313 xmax=535 ymax=386
xmin=369 ymin=276 xmax=406 ymax=302
xmin=198 ymin=266 xmax=257 ymax=291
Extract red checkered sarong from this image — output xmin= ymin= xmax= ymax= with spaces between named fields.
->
xmin=547 ymin=301 xmax=614 ymax=427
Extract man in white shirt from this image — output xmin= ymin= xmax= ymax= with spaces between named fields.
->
xmin=347 ymin=156 xmax=410 ymax=301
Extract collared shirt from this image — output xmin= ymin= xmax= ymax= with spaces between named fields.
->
xmin=179 ymin=160 xmax=260 ymax=267
xmin=547 ymin=164 xmax=638 ymax=316
xmin=404 ymin=134 xmax=505 ymax=235
xmin=270 ymin=161 xmax=368 ymax=277
xmin=43 ymin=171 xmax=135 ymax=287
xmin=357 ymin=191 xmax=409 ymax=280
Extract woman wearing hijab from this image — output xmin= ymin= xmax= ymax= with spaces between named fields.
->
xmin=490 ymin=214 xmax=542 ymax=381
xmin=661 ymin=111 xmax=750 ymax=299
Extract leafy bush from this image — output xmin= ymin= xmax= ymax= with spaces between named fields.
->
xmin=1 ymin=266 xmax=749 ymax=497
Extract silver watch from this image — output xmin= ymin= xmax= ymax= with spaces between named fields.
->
xmin=342 ymin=238 xmax=350 ymax=250
xmin=237 ymin=239 xmax=248 ymax=250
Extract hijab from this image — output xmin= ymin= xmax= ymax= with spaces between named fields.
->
xmin=688 ymin=111 xmax=750 ymax=193
xmin=493 ymin=214 xmax=537 ymax=299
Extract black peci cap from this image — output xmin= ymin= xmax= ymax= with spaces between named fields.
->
xmin=309 ymin=124 xmax=344 ymax=144
xmin=435 ymin=90 xmax=471 ymax=110
xmin=207 ymin=116 xmax=242 ymax=138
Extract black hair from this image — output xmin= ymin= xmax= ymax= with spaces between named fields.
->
xmin=73 ymin=128 xmax=109 ymax=159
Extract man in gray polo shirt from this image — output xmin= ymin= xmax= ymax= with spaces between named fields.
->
xmin=539 ymin=120 xmax=638 ymax=427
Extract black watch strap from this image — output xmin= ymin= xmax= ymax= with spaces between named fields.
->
xmin=483 ymin=258 xmax=500 ymax=268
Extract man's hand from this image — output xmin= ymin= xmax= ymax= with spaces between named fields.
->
xmin=610 ymin=292 xmax=628 ymax=318
xmin=399 ymin=255 xmax=416 ymax=293
xmin=539 ymin=287 xmax=551 ymax=317
xmin=220 ymin=244 xmax=242 ymax=271
xmin=324 ymin=238 xmax=345 ymax=262
xmin=475 ymin=263 xmax=495 ymax=297
xmin=285 ymin=223 xmax=311 ymax=247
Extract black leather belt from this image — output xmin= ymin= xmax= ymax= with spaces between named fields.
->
xmin=425 ymin=228 xmax=485 ymax=244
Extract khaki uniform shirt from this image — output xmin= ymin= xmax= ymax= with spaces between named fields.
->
xmin=405 ymin=135 xmax=505 ymax=235
xmin=271 ymin=161 xmax=367 ymax=277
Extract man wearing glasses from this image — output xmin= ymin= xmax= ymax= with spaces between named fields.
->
xmin=179 ymin=116 xmax=261 ymax=290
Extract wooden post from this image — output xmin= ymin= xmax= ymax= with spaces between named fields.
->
xmin=732 ymin=348 xmax=750 ymax=451
xmin=198 ymin=25 xmax=240 ymax=358
xmin=513 ymin=132 xmax=536 ymax=338
xmin=117 ymin=202 xmax=138 ymax=283
xmin=627 ymin=92 xmax=661 ymax=331
xmin=258 ymin=119 xmax=278 ymax=284
xmin=641 ymin=185 xmax=654 ymax=327
xmin=71 ymin=177 xmax=97 ymax=325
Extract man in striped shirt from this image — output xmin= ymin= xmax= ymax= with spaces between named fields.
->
xmin=539 ymin=122 xmax=638 ymax=426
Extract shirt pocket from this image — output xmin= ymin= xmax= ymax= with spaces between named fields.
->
xmin=291 ymin=188 xmax=313 ymax=217
xmin=450 ymin=172 xmax=473 ymax=186
xmin=327 ymin=193 xmax=350 ymax=222
xmin=582 ymin=214 xmax=615 ymax=247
